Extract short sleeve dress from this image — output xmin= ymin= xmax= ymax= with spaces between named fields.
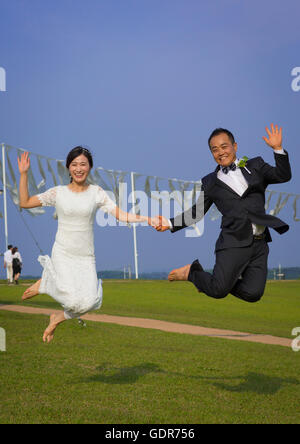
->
xmin=37 ymin=184 xmax=116 ymax=320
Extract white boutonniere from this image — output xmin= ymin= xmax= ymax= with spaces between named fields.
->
xmin=237 ymin=156 xmax=251 ymax=174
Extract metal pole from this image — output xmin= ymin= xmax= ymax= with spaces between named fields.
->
xmin=130 ymin=172 xmax=139 ymax=279
xmin=1 ymin=143 xmax=8 ymax=251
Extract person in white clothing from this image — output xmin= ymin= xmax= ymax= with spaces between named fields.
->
xmin=18 ymin=147 xmax=157 ymax=343
xmin=4 ymin=245 xmax=13 ymax=284
xmin=12 ymin=246 xmax=22 ymax=284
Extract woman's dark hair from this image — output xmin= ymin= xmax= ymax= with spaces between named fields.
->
xmin=66 ymin=146 xmax=93 ymax=169
xmin=208 ymin=128 xmax=235 ymax=148
xmin=12 ymin=247 xmax=18 ymax=255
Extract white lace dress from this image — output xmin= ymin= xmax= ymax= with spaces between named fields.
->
xmin=37 ymin=185 xmax=116 ymax=320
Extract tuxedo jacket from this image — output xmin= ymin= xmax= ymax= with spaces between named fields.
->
xmin=170 ymin=151 xmax=292 ymax=251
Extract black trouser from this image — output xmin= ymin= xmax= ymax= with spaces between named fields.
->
xmin=188 ymin=239 xmax=269 ymax=303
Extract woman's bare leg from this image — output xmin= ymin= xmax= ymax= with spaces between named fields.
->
xmin=22 ymin=279 xmax=42 ymax=300
xmin=43 ymin=312 xmax=66 ymax=343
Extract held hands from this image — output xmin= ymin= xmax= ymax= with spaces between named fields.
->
xmin=17 ymin=151 xmax=31 ymax=174
xmin=148 ymin=215 xmax=170 ymax=232
xmin=263 ymin=124 xmax=283 ymax=151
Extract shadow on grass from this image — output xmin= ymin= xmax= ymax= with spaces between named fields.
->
xmin=82 ymin=363 xmax=300 ymax=394
xmin=85 ymin=363 xmax=163 ymax=384
xmin=210 ymin=372 xmax=300 ymax=395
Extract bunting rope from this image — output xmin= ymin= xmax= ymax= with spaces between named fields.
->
xmin=0 ymin=144 xmax=299 ymax=223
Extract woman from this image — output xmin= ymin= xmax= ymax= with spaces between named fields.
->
xmin=18 ymin=147 xmax=156 ymax=343
xmin=12 ymin=246 xmax=22 ymax=284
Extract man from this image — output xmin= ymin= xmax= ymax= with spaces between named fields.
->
xmin=155 ymin=124 xmax=291 ymax=303
xmin=4 ymin=245 xmax=13 ymax=284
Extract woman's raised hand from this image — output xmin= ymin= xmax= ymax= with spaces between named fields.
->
xmin=17 ymin=151 xmax=30 ymax=174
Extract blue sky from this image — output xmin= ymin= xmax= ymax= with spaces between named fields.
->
xmin=0 ymin=0 xmax=299 ymax=277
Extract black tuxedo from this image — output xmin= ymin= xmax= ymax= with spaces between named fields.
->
xmin=170 ymin=151 xmax=292 ymax=303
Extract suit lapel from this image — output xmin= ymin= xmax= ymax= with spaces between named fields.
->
xmin=216 ymin=176 xmax=240 ymax=196
xmin=213 ymin=166 xmax=241 ymax=197
xmin=214 ymin=164 xmax=257 ymax=197
xmin=240 ymin=167 xmax=253 ymax=185
xmin=240 ymin=165 xmax=262 ymax=197
xmin=209 ymin=160 xmax=263 ymax=199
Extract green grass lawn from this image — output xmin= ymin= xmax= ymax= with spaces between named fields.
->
xmin=1 ymin=279 xmax=300 ymax=338
xmin=0 ymin=280 xmax=300 ymax=424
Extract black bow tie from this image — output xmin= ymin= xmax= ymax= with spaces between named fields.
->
xmin=221 ymin=163 xmax=237 ymax=174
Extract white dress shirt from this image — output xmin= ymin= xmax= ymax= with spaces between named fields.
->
xmin=4 ymin=249 xmax=13 ymax=264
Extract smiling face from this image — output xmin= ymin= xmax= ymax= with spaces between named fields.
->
xmin=209 ymin=132 xmax=238 ymax=167
xmin=68 ymin=154 xmax=91 ymax=184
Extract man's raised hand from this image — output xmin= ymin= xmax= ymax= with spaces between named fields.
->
xmin=263 ymin=124 xmax=283 ymax=151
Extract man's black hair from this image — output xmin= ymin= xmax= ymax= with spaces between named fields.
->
xmin=208 ymin=128 xmax=235 ymax=148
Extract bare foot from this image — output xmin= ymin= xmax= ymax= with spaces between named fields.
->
xmin=22 ymin=279 xmax=41 ymax=301
xmin=168 ymin=264 xmax=191 ymax=281
xmin=43 ymin=312 xmax=66 ymax=343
